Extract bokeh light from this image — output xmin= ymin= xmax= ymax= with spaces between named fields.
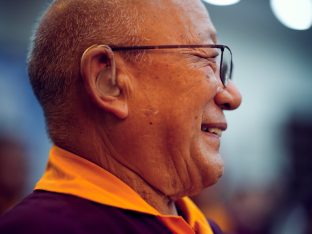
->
xmin=271 ymin=0 xmax=312 ymax=30
xmin=202 ymin=0 xmax=240 ymax=6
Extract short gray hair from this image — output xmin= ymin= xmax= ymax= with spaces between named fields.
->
xmin=28 ymin=0 xmax=146 ymax=140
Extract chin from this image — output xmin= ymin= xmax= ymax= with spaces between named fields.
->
xmin=200 ymin=154 xmax=224 ymax=189
xmin=211 ymin=166 xmax=224 ymax=184
xmin=172 ymin=165 xmax=224 ymax=200
xmin=162 ymin=148 xmax=225 ymax=200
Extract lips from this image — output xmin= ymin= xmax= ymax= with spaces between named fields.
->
xmin=201 ymin=123 xmax=227 ymax=137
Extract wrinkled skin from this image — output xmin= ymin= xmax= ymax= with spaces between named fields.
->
xmin=76 ymin=0 xmax=242 ymax=215
xmin=99 ymin=0 xmax=241 ymax=210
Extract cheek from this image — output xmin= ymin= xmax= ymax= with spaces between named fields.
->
xmin=162 ymin=100 xmax=224 ymax=195
xmin=124 ymin=67 xmax=220 ymax=196
xmin=156 ymin=124 xmax=224 ymax=198
xmin=152 ymin=113 xmax=200 ymax=196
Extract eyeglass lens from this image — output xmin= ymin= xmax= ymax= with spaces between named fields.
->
xmin=220 ymin=47 xmax=232 ymax=86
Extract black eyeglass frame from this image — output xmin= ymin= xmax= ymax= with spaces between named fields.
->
xmin=108 ymin=44 xmax=233 ymax=87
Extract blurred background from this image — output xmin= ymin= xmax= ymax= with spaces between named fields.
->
xmin=0 ymin=0 xmax=311 ymax=233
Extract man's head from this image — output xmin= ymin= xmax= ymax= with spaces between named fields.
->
xmin=28 ymin=0 xmax=241 ymax=201
xmin=28 ymin=0 xmax=147 ymax=141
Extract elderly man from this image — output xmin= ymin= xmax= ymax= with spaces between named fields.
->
xmin=0 ymin=0 xmax=241 ymax=233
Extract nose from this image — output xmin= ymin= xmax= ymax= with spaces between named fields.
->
xmin=214 ymin=81 xmax=242 ymax=110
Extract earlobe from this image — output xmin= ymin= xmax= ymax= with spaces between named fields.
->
xmin=80 ymin=44 xmax=129 ymax=119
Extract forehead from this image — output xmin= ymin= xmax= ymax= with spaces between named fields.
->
xmin=139 ymin=0 xmax=217 ymax=44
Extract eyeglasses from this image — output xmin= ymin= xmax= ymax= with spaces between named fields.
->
xmin=109 ymin=44 xmax=233 ymax=87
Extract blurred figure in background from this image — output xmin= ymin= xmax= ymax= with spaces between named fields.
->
xmin=194 ymin=182 xmax=283 ymax=234
xmin=194 ymin=113 xmax=312 ymax=234
xmin=277 ymin=115 xmax=312 ymax=234
xmin=0 ymin=135 xmax=28 ymax=215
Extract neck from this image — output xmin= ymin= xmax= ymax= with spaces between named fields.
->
xmin=58 ymin=131 xmax=178 ymax=215
xmin=111 ymin=165 xmax=179 ymax=215
xmin=55 ymin=100 xmax=179 ymax=215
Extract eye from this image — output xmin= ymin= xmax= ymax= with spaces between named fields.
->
xmin=184 ymin=51 xmax=218 ymax=77
xmin=195 ymin=55 xmax=218 ymax=74
xmin=188 ymin=49 xmax=217 ymax=68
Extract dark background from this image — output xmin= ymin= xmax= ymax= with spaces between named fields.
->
xmin=1 ymin=1 xmax=312 ymax=233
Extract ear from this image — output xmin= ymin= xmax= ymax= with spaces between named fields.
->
xmin=80 ymin=45 xmax=128 ymax=119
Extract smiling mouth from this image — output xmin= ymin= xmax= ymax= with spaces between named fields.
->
xmin=201 ymin=123 xmax=227 ymax=137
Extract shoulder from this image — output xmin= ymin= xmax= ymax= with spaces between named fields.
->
xmin=0 ymin=190 xmax=171 ymax=234
xmin=0 ymin=191 xmax=83 ymax=233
